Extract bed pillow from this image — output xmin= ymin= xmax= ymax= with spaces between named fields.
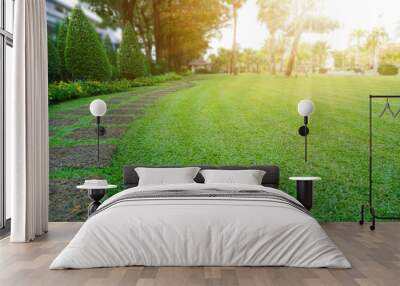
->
xmin=200 ymin=169 xmax=266 ymax=185
xmin=135 ymin=167 xmax=201 ymax=186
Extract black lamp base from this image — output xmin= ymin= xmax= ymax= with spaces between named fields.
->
xmin=87 ymin=189 xmax=105 ymax=216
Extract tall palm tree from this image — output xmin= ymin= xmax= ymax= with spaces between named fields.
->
xmin=285 ymin=16 xmax=338 ymax=76
xmin=226 ymin=0 xmax=245 ymax=75
xmin=350 ymin=29 xmax=366 ymax=68
xmin=257 ymin=0 xmax=290 ymax=74
xmin=366 ymin=27 xmax=388 ymax=72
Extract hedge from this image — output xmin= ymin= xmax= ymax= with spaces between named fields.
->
xmin=48 ymin=73 xmax=182 ymax=104
xmin=378 ymin=64 xmax=399 ymax=76
xmin=65 ymin=8 xmax=111 ymax=81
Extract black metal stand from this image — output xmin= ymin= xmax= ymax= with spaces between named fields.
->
xmin=96 ymin=116 xmax=100 ymax=163
xmin=87 ymin=189 xmax=105 ymax=216
xmin=296 ymin=181 xmax=313 ymax=210
xmin=298 ymin=116 xmax=310 ymax=162
xmin=360 ymin=95 xmax=400 ymax=230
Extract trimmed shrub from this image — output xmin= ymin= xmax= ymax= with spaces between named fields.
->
xmin=48 ymin=38 xmax=61 ymax=83
xmin=318 ymin=68 xmax=328 ymax=74
xmin=151 ymin=59 xmax=168 ymax=75
xmin=48 ymin=73 xmax=182 ymax=104
xmin=57 ymin=18 xmax=69 ymax=80
xmin=119 ymin=24 xmax=147 ymax=79
xmin=65 ymin=8 xmax=111 ymax=81
xmin=104 ymin=35 xmax=119 ymax=79
xmin=378 ymin=64 xmax=399 ymax=76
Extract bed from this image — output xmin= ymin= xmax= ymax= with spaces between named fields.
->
xmin=50 ymin=165 xmax=350 ymax=269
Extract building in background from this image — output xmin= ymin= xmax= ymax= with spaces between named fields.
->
xmin=46 ymin=0 xmax=121 ymax=47
xmin=188 ymin=59 xmax=211 ymax=73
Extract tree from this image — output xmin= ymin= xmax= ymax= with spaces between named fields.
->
xmin=296 ymin=42 xmax=313 ymax=75
xmin=312 ymin=41 xmax=329 ymax=71
xmin=57 ymin=18 xmax=69 ymax=80
xmin=257 ymin=0 xmax=290 ymax=74
xmin=82 ymin=0 xmax=136 ymax=27
xmin=381 ymin=43 xmax=400 ymax=65
xmin=254 ymin=51 xmax=266 ymax=73
xmin=210 ymin=48 xmax=233 ymax=73
xmin=332 ymin=50 xmax=347 ymax=70
xmin=350 ymin=29 xmax=366 ymax=68
xmin=226 ymin=0 xmax=245 ymax=75
xmin=48 ymin=38 xmax=61 ymax=83
xmin=104 ymin=35 xmax=118 ymax=78
xmin=366 ymin=27 xmax=388 ymax=72
xmin=119 ymin=24 xmax=148 ymax=79
xmin=285 ymin=15 xmax=338 ymax=76
xmin=83 ymin=0 xmax=229 ymax=72
xmin=65 ymin=8 xmax=111 ymax=81
xmin=240 ymin=48 xmax=258 ymax=72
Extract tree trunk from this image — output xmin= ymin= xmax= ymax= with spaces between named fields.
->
xmin=270 ymin=33 xmax=276 ymax=75
xmin=373 ymin=46 xmax=379 ymax=73
xmin=355 ymin=44 xmax=360 ymax=68
xmin=280 ymin=54 xmax=285 ymax=73
xmin=120 ymin=0 xmax=136 ymax=26
xmin=136 ymin=22 xmax=152 ymax=61
xmin=140 ymin=8 xmax=154 ymax=62
xmin=285 ymin=33 xmax=301 ymax=77
xmin=231 ymin=6 xmax=238 ymax=75
xmin=153 ymin=0 xmax=162 ymax=62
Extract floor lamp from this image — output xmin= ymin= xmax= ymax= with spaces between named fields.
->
xmin=89 ymin=99 xmax=107 ymax=163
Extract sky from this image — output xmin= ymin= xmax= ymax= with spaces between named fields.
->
xmin=208 ymin=0 xmax=400 ymax=54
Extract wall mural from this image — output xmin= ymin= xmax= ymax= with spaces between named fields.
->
xmin=47 ymin=0 xmax=400 ymax=222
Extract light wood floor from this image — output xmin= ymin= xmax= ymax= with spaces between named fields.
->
xmin=0 ymin=222 xmax=399 ymax=286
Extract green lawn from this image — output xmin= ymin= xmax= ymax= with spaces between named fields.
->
xmin=51 ymin=74 xmax=400 ymax=221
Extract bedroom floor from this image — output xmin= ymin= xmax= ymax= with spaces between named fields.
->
xmin=0 ymin=223 xmax=398 ymax=286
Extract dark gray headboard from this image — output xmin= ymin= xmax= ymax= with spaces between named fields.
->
xmin=123 ymin=165 xmax=280 ymax=189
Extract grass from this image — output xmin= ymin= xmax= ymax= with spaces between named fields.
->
xmin=50 ymin=74 xmax=400 ymax=221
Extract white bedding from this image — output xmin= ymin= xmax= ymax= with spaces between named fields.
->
xmin=50 ymin=183 xmax=351 ymax=269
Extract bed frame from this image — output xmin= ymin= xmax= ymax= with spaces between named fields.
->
xmin=123 ymin=165 xmax=280 ymax=189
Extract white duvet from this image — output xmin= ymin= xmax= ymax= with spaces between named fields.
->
xmin=50 ymin=183 xmax=351 ymax=269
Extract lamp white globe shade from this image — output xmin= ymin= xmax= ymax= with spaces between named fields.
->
xmin=90 ymin=99 xmax=107 ymax=117
xmin=297 ymin=99 xmax=315 ymax=116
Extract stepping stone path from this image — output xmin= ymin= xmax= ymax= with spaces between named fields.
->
xmin=49 ymin=80 xmax=194 ymax=221
xmin=49 ymin=178 xmax=89 ymax=222
xmin=67 ymin=127 xmax=127 ymax=140
xmin=49 ymin=118 xmax=75 ymax=127
xmin=107 ymin=108 xmax=144 ymax=115
xmin=50 ymin=144 xmax=116 ymax=169
xmin=102 ymin=115 xmax=136 ymax=125
xmin=68 ymin=107 xmax=91 ymax=116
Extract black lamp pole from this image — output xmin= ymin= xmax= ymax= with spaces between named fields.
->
xmin=298 ymin=116 xmax=310 ymax=163
xmin=304 ymin=116 xmax=308 ymax=162
xmin=96 ymin=116 xmax=100 ymax=164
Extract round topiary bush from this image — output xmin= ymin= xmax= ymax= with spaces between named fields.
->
xmin=378 ymin=64 xmax=399 ymax=76
xmin=119 ymin=24 xmax=148 ymax=79
xmin=65 ymin=8 xmax=111 ymax=81
xmin=48 ymin=38 xmax=61 ymax=83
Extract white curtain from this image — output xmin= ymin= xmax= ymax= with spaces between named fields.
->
xmin=8 ymin=0 xmax=49 ymax=242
